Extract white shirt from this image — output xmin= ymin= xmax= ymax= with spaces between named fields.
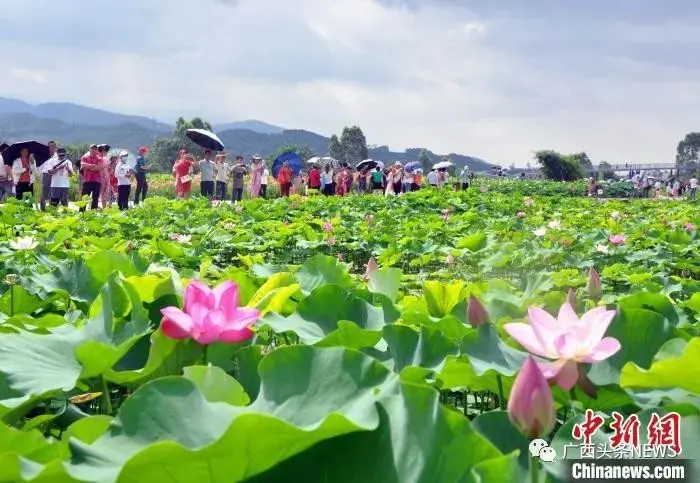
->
xmin=40 ymin=155 xmax=58 ymax=175
xmin=261 ymin=168 xmax=269 ymax=185
xmin=690 ymin=178 xmax=698 ymax=189
xmin=50 ymin=159 xmax=73 ymax=188
xmin=427 ymin=171 xmax=438 ymax=185
xmin=214 ymin=162 xmax=231 ymax=182
xmin=114 ymin=162 xmax=132 ymax=185
xmin=12 ymin=158 xmax=38 ymax=182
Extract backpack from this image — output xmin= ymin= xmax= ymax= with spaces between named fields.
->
xmin=372 ymin=171 xmax=382 ymax=183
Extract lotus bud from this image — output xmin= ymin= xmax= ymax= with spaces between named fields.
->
xmin=567 ymin=288 xmax=577 ymax=309
xmin=467 ymin=295 xmax=489 ymax=328
xmin=363 ymin=257 xmax=378 ymax=282
xmin=587 ymin=267 xmax=602 ymax=300
xmin=508 ymin=357 xmax=557 ymax=439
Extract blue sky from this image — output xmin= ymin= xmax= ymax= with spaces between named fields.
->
xmin=1 ymin=0 xmax=698 ymax=165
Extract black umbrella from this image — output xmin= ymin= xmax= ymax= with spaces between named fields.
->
xmin=2 ymin=141 xmax=51 ymax=166
xmin=186 ymin=129 xmax=225 ymax=151
xmin=0 ymin=143 xmax=8 ymax=153
xmin=356 ymin=159 xmax=384 ymax=171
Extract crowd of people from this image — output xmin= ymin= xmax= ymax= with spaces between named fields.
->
xmin=1 ymin=141 xmax=696 ymax=210
xmin=166 ymin=150 xmax=469 ymax=201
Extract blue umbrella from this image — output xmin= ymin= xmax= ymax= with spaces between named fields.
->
xmin=405 ymin=161 xmax=421 ymax=172
xmin=272 ymin=151 xmax=302 ymax=178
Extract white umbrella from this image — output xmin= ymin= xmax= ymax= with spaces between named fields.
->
xmin=306 ymin=156 xmax=321 ymax=164
xmin=433 ymin=161 xmax=453 ymax=170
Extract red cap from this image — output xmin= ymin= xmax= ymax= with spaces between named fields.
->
xmin=179 ymin=149 xmax=187 ymax=155
xmin=138 ymin=146 xmax=149 ymax=153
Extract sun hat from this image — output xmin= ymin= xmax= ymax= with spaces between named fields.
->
xmin=252 ymin=154 xmax=262 ymax=160
xmin=119 ymin=150 xmax=129 ymax=157
xmin=138 ymin=146 xmax=149 ymax=154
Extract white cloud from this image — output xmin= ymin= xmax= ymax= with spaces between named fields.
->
xmin=0 ymin=0 xmax=698 ymax=165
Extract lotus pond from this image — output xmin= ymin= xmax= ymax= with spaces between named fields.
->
xmin=0 ymin=188 xmax=698 ymax=482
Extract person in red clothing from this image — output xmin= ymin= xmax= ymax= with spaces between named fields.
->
xmin=277 ymin=160 xmax=293 ymax=197
xmin=80 ymin=144 xmax=103 ymax=210
xmin=308 ymin=164 xmax=321 ymax=192
xmin=173 ymin=153 xmax=194 ymax=198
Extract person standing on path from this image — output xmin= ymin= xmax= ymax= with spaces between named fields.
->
xmin=199 ymin=150 xmax=215 ymax=197
xmin=115 ymin=153 xmax=133 ymax=210
xmin=80 ymin=144 xmax=103 ymax=211
xmin=12 ymin=149 xmax=38 ymax=200
xmin=231 ymin=156 xmax=247 ymax=202
xmin=248 ymin=155 xmax=264 ymax=199
xmin=49 ymin=148 xmax=73 ymax=207
xmin=134 ymin=146 xmax=150 ymax=203
xmin=260 ymin=164 xmax=269 ymax=198
xmin=308 ymin=164 xmax=321 ymax=192
xmin=173 ymin=153 xmax=194 ymax=198
xmin=214 ymin=153 xmax=230 ymax=199
xmin=277 ymin=160 xmax=293 ymax=197
xmin=689 ymin=176 xmax=697 ymax=200
xmin=39 ymin=140 xmax=57 ymax=210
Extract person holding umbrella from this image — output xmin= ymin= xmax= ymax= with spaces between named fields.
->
xmin=80 ymin=144 xmax=104 ymax=210
xmin=198 ymin=150 xmax=215 ymax=197
xmin=134 ymin=146 xmax=150 ymax=204
xmin=11 ymin=148 xmax=38 ymax=200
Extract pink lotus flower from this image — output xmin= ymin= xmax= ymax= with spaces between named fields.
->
xmin=467 ymin=295 xmax=489 ymax=328
xmin=326 ymin=236 xmax=336 ymax=246
xmin=685 ymin=222 xmax=694 ymax=232
xmin=364 ymin=257 xmax=378 ymax=282
xmin=524 ymin=198 xmax=534 ymax=207
xmin=160 ymin=280 xmax=260 ymax=345
xmin=323 ymin=221 xmax=333 ymax=233
xmin=516 ymin=211 xmax=526 ymax=218
xmin=609 ymin=234 xmax=627 ymax=245
xmin=508 ymin=357 xmax=556 ymax=439
xmin=504 ymin=302 xmax=620 ymax=391
xmin=365 ymin=214 xmax=374 ymax=224
xmin=441 ymin=208 xmax=452 ymax=222
xmin=445 ymin=254 xmax=455 ymax=265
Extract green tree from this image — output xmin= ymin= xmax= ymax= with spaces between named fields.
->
xmin=570 ymin=152 xmax=593 ymax=172
xmin=598 ymin=161 xmax=616 ymax=180
xmin=329 ymin=135 xmax=343 ymax=161
xmin=676 ymin=132 xmax=700 ymax=176
xmin=65 ymin=143 xmax=90 ymax=168
xmin=148 ymin=117 xmax=215 ymax=171
xmin=340 ymin=126 xmax=368 ymax=165
xmin=535 ymin=150 xmax=584 ymax=181
xmin=418 ymin=150 xmax=432 ymax=172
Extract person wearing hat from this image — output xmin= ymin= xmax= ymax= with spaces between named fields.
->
xmin=79 ymin=144 xmax=103 ymax=211
xmin=48 ymin=147 xmax=74 ymax=207
xmin=248 ymin=154 xmax=264 ymax=199
xmin=173 ymin=153 xmax=194 ymax=198
xmin=134 ymin=146 xmax=150 ymax=204
xmin=0 ymin=144 xmax=11 ymax=201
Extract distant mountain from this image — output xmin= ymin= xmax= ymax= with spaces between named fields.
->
xmin=0 ymin=97 xmax=171 ymax=132
xmin=214 ymin=120 xmax=284 ymax=135
xmin=0 ymin=99 xmax=492 ymax=170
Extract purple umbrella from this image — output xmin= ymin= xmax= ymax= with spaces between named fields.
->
xmin=405 ymin=161 xmax=421 ymax=172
